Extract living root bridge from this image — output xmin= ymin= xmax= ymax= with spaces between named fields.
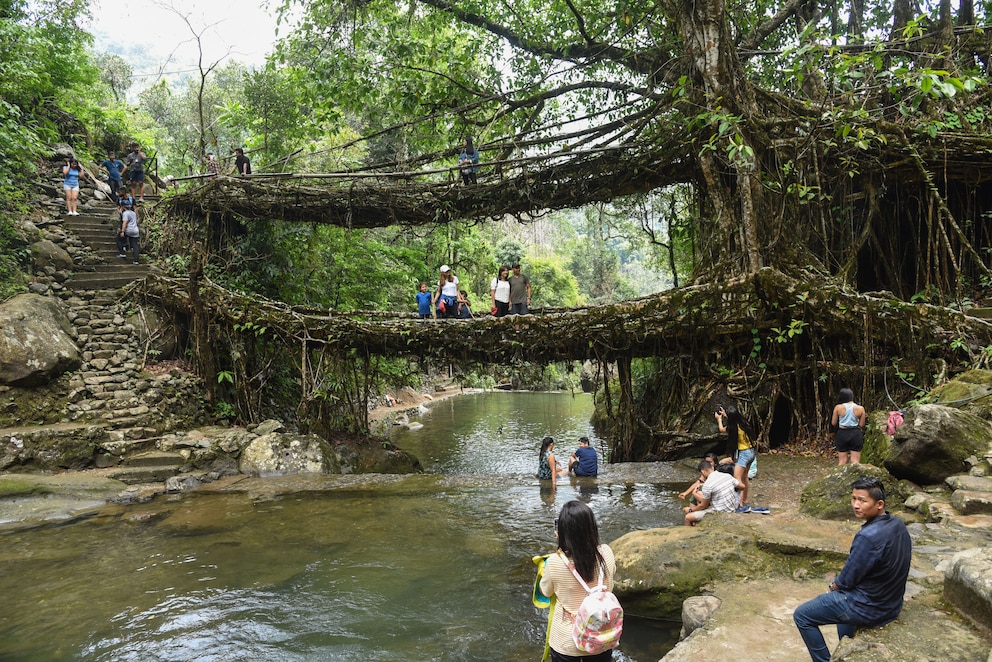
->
xmin=161 ymin=145 xmax=690 ymax=228
xmin=135 ymin=269 xmax=992 ymax=366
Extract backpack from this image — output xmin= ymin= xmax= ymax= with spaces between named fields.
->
xmin=565 ymin=556 xmax=623 ymax=653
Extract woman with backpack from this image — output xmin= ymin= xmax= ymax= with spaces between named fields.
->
xmin=432 ymin=264 xmax=459 ymax=318
xmin=539 ymin=500 xmax=621 ymax=661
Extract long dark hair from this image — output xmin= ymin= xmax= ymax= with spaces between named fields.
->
xmin=556 ymin=500 xmax=604 ymax=582
xmin=724 ymin=405 xmax=756 ymax=457
xmin=539 ymin=436 xmax=554 ymax=460
xmin=464 ymin=136 xmax=476 ymax=155
xmin=497 ymin=264 xmax=510 ymax=281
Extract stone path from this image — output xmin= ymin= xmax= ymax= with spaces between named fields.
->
xmin=1 ymin=182 xmax=203 ymax=482
xmin=62 ymin=199 xmax=153 ymax=289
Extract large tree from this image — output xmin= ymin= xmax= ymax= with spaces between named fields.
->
xmin=162 ymin=0 xmax=992 ymax=454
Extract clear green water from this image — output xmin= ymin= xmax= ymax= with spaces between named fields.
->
xmin=0 ymin=392 xmax=685 ymax=661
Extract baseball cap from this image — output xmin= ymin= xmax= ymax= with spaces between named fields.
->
xmin=440 ymin=265 xmax=450 ymax=272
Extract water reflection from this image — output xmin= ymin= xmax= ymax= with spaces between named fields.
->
xmin=0 ymin=392 xmax=690 ymax=661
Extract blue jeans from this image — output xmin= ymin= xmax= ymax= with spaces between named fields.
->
xmin=735 ymin=447 xmax=756 ymax=469
xmin=793 ymin=590 xmax=857 ymax=662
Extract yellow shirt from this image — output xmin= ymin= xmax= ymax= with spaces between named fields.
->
xmin=539 ymin=544 xmax=616 ymax=657
xmin=738 ymin=428 xmax=753 ymax=451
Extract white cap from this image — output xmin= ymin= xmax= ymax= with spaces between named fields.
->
xmin=440 ymin=265 xmax=450 ymax=272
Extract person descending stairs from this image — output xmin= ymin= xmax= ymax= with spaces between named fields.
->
xmin=62 ymin=196 xmax=155 ymax=290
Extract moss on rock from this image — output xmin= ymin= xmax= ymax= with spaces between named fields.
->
xmin=800 ymin=464 xmax=902 ymax=520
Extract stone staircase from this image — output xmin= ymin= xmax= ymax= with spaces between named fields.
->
xmin=107 ymin=450 xmax=187 ymax=484
xmin=63 ymin=198 xmax=155 ymax=290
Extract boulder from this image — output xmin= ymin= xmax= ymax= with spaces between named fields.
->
xmin=50 ymin=144 xmax=74 ymax=160
xmin=943 ymin=548 xmax=992 ymax=633
xmin=929 ymin=369 xmax=992 ymax=420
xmin=950 ymin=490 xmax=992 ymax=516
xmin=799 ymin=464 xmax=902 ymax=520
xmin=0 ymin=294 xmax=81 ymax=386
xmin=165 ymin=473 xmax=203 ymax=493
xmin=680 ymin=595 xmax=721 ymax=639
xmin=885 ymin=404 xmax=992 ymax=484
xmin=0 ymin=424 xmax=106 ymax=471
xmin=31 ymin=239 xmax=73 ymax=271
xmin=253 ymin=419 xmax=286 ymax=435
xmin=610 ymin=516 xmax=854 ymax=616
xmin=126 ymin=305 xmax=179 ymax=361
xmin=239 ymin=432 xmax=339 ymax=476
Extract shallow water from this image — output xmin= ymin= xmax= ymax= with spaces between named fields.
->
xmin=0 ymin=392 xmax=688 ymax=661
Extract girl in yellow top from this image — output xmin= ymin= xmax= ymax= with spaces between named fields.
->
xmin=539 ymin=500 xmax=618 ymax=660
xmin=715 ymin=404 xmax=759 ymax=512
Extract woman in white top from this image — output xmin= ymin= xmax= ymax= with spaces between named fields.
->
xmin=539 ymin=500 xmax=618 ymax=661
xmin=432 ymin=264 xmax=459 ymax=318
xmin=831 ymin=387 xmax=867 ymax=465
xmin=490 ymin=265 xmax=511 ymax=317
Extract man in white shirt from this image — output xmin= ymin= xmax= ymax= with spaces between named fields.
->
xmin=683 ymin=459 xmax=742 ymax=526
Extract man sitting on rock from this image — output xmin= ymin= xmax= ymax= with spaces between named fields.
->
xmin=793 ymin=476 xmax=912 ymax=662
xmin=567 ymin=436 xmax=598 ymax=477
xmin=683 ymin=459 xmax=742 ymax=526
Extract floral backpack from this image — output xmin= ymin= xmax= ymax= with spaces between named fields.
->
xmin=565 ymin=556 xmax=623 ymax=654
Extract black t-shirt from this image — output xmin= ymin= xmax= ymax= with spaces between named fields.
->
xmin=235 ymin=155 xmax=251 ymax=175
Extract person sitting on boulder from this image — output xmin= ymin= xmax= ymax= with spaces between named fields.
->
xmin=793 ymin=476 xmax=911 ymax=662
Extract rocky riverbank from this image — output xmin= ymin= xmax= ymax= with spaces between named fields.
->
xmin=617 ymin=455 xmax=992 ymax=661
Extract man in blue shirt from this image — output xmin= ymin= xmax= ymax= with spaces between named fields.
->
xmin=100 ymin=152 xmax=124 ymax=197
xmin=567 ymin=437 xmax=598 ymax=477
xmin=793 ymin=476 xmax=912 ymax=662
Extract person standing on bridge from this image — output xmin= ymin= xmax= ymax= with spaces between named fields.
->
xmin=232 ymin=147 xmax=252 ymax=176
xmin=416 ymin=282 xmax=433 ymax=319
xmin=508 ymin=262 xmax=531 ymax=314
xmin=433 ymin=265 xmax=459 ymax=318
xmin=490 ymin=265 xmax=511 ymax=317
xmin=458 ymin=136 xmax=479 ymax=185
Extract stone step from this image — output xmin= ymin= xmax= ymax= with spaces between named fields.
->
xmin=106 ymin=464 xmax=183 ymax=485
xmin=105 ymin=426 xmax=159 ymax=442
xmin=107 ymin=450 xmax=186 ymax=484
xmin=123 ymin=450 xmax=186 ymax=468
xmin=69 ymin=264 xmax=152 ymax=290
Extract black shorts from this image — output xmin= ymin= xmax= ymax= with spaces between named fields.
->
xmin=835 ymin=427 xmax=864 ymax=453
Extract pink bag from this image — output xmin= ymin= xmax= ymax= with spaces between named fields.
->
xmin=885 ymin=410 xmax=904 ymax=435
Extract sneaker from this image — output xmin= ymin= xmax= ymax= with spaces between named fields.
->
xmin=735 ymin=504 xmax=752 ymax=514
xmin=750 ymin=506 xmax=771 ymax=514
xmin=132 ymin=261 xmax=139 ymax=265
xmin=117 ymin=254 xmax=127 ymax=259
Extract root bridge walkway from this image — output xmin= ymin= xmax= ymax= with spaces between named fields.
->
xmin=136 ymin=269 xmax=992 ymax=366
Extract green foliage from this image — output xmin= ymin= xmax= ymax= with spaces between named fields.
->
xmin=213 ymin=401 xmax=237 ymax=420
xmin=0 ymin=189 xmax=31 ymax=300
xmin=494 ymin=238 xmax=524 ymax=268
xmin=98 ymin=53 xmax=132 ymax=103
xmin=526 ymin=256 xmax=580 ymax=307
xmin=769 ymin=319 xmax=808 ymax=344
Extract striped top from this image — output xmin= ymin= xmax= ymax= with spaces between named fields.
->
xmin=539 ymin=544 xmax=616 ymax=657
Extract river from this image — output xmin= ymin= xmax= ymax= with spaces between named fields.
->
xmin=0 ymin=392 xmax=690 ymax=661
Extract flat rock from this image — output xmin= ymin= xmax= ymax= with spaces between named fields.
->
xmin=946 ymin=474 xmax=992 ymax=492
xmin=950 ymin=489 xmax=992 ymax=515
xmin=944 ymin=548 xmax=992 ymax=633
